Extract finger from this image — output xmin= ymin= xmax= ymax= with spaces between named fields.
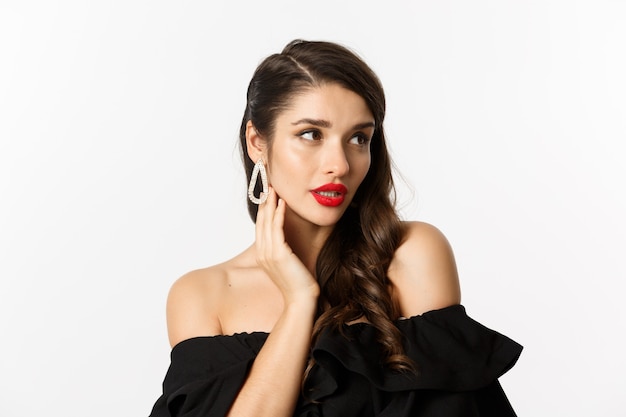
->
xmin=262 ymin=187 xmax=278 ymax=248
xmin=272 ymin=197 xmax=286 ymax=250
xmin=265 ymin=187 xmax=282 ymax=258
xmin=255 ymin=191 xmax=267 ymax=252
xmin=256 ymin=187 xmax=276 ymax=263
xmin=265 ymin=186 xmax=278 ymax=211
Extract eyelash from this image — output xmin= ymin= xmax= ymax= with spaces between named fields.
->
xmin=299 ymin=130 xmax=322 ymax=141
xmin=350 ymin=133 xmax=371 ymax=146
xmin=298 ymin=130 xmax=371 ymax=146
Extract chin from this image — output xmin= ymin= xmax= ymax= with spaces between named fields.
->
xmin=311 ymin=210 xmax=350 ymax=228
xmin=288 ymin=207 xmax=346 ymax=229
xmin=314 ymin=219 xmax=342 ymax=228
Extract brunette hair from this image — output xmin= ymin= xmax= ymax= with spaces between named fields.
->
xmin=239 ymin=40 xmax=413 ymax=377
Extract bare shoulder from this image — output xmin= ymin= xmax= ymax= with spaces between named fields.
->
xmin=388 ymin=221 xmax=461 ymax=317
xmin=166 ymin=263 xmax=229 ymax=347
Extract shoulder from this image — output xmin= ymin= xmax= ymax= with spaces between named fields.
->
xmin=166 ymin=264 xmax=229 ymax=347
xmin=388 ymin=221 xmax=461 ymax=318
xmin=394 ymin=222 xmax=456 ymax=266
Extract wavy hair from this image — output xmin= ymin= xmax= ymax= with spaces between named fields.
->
xmin=238 ymin=40 xmax=414 ymax=379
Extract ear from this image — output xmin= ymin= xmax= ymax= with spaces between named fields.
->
xmin=245 ymin=120 xmax=267 ymax=163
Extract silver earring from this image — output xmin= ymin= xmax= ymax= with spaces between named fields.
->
xmin=248 ymin=159 xmax=268 ymax=204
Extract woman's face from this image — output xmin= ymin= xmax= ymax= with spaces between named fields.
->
xmin=266 ymin=83 xmax=374 ymax=229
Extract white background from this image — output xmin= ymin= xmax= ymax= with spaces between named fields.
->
xmin=1 ymin=1 xmax=624 ymax=416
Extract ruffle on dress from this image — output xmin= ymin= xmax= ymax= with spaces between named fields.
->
xmin=300 ymin=305 xmax=522 ymax=416
xmin=149 ymin=305 xmax=522 ymax=417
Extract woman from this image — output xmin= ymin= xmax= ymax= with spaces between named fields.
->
xmin=149 ymin=39 xmax=522 ymax=417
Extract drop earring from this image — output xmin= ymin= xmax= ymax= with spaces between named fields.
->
xmin=247 ymin=159 xmax=268 ymax=204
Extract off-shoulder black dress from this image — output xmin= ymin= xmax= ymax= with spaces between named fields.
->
xmin=149 ymin=305 xmax=522 ymax=416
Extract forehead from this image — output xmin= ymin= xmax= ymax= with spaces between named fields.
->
xmin=278 ymin=83 xmax=374 ymax=125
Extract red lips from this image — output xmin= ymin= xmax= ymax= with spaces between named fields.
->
xmin=311 ymin=183 xmax=348 ymax=207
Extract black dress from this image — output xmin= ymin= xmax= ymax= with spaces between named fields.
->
xmin=149 ymin=305 xmax=522 ymax=416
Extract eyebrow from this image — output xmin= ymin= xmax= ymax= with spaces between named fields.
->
xmin=291 ymin=118 xmax=375 ymax=130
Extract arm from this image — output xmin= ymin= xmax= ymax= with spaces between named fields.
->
xmin=167 ymin=188 xmax=318 ymax=417
xmin=388 ymin=221 xmax=461 ymax=317
xmin=226 ymin=296 xmax=316 ymax=416
xmin=166 ymin=273 xmax=316 ymax=417
xmin=226 ymin=188 xmax=319 ymax=417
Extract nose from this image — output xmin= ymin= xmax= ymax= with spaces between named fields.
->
xmin=321 ymin=141 xmax=350 ymax=177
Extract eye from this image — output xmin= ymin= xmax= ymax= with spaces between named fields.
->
xmin=348 ymin=133 xmax=371 ymax=146
xmin=299 ymin=129 xmax=322 ymax=141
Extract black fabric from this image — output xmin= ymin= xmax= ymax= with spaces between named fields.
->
xmin=149 ymin=305 xmax=522 ymax=417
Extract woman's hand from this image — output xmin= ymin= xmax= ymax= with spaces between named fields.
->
xmin=226 ymin=187 xmax=319 ymax=417
xmin=254 ymin=187 xmax=320 ymax=305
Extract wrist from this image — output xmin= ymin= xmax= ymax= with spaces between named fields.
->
xmin=283 ymin=292 xmax=318 ymax=314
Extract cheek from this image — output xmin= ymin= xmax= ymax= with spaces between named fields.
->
xmin=266 ymin=151 xmax=302 ymax=189
xmin=269 ymin=142 xmax=312 ymax=172
xmin=353 ymin=153 xmax=371 ymax=182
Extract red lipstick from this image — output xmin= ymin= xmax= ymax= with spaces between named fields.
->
xmin=311 ymin=183 xmax=348 ymax=207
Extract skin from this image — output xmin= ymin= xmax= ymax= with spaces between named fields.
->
xmin=165 ymin=83 xmax=461 ymax=417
